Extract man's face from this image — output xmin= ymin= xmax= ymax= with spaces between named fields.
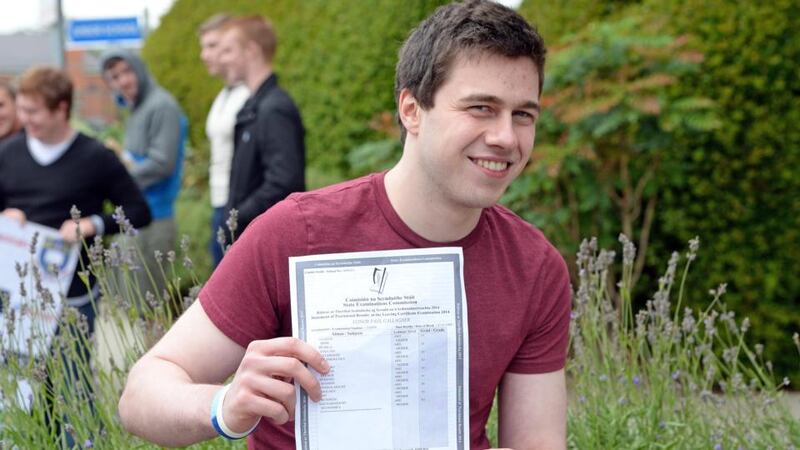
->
xmin=16 ymin=93 xmax=68 ymax=144
xmin=104 ymin=59 xmax=139 ymax=104
xmin=217 ymin=29 xmax=248 ymax=85
xmin=405 ymin=53 xmax=540 ymax=211
xmin=200 ymin=30 xmax=224 ymax=76
xmin=0 ymin=88 xmax=16 ymax=139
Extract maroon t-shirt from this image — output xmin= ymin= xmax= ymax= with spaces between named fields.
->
xmin=200 ymin=172 xmax=571 ymax=450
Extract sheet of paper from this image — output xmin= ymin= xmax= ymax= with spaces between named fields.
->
xmin=0 ymin=216 xmax=79 ymax=358
xmin=291 ymin=247 xmax=469 ymax=450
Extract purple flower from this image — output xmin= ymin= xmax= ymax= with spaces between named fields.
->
xmin=713 ymin=444 xmax=722 ymax=450
xmin=84 ymin=439 xmax=93 ymax=448
xmin=633 ymin=375 xmax=641 ymax=386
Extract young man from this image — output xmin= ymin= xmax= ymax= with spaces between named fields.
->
xmin=0 ymin=65 xmax=151 ymax=344
xmin=0 ymin=80 xmax=22 ymax=144
xmin=118 ymin=2 xmax=570 ymax=449
xmin=100 ymin=50 xmax=186 ymax=298
xmin=198 ymin=14 xmax=250 ymax=266
xmin=216 ymin=15 xmax=305 ymax=239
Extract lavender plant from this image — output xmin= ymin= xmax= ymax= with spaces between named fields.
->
xmin=0 ymin=208 xmax=241 ymax=449
xmin=567 ymin=235 xmax=800 ymax=449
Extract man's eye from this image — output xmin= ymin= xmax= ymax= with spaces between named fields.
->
xmin=513 ymin=111 xmax=536 ymax=124
xmin=469 ymin=105 xmax=492 ymax=114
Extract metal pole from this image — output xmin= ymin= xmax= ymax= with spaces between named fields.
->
xmin=56 ymin=0 xmax=66 ymax=68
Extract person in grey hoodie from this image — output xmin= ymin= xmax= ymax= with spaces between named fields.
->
xmin=101 ymin=50 xmax=187 ymax=307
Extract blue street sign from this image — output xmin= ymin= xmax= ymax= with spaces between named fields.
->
xmin=68 ymin=17 xmax=143 ymax=46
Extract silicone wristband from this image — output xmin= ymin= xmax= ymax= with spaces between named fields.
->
xmin=210 ymin=384 xmax=259 ymax=440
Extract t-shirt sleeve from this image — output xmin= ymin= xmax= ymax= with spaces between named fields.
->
xmin=507 ymin=246 xmax=572 ymax=374
xmin=199 ymin=197 xmax=307 ymax=348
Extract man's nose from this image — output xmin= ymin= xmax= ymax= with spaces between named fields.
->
xmin=484 ymin=114 xmax=518 ymax=150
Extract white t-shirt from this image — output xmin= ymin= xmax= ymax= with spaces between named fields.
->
xmin=27 ymin=131 xmax=77 ymax=166
xmin=206 ymin=84 xmax=250 ymax=208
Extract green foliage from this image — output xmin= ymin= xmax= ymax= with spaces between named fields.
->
xmin=650 ymin=0 xmax=800 ymax=386
xmin=568 ymin=235 xmax=799 ymax=449
xmin=503 ymin=14 xmax=717 ymax=285
xmin=518 ymin=0 xmax=640 ymax=44
xmin=519 ymin=0 xmax=800 ymax=383
xmin=142 ymin=0 xmax=449 ymax=189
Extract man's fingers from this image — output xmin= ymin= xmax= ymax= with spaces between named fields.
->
xmin=233 ymin=393 xmax=290 ymax=426
xmin=242 ymin=355 xmax=321 ymax=402
xmin=58 ymin=221 xmax=78 ymax=243
xmin=247 ymin=337 xmax=329 ymax=374
xmin=2 ymin=208 xmax=26 ymax=225
xmin=240 ymin=374 xmax=296 ymax=419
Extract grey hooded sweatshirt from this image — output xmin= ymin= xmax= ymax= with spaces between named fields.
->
xmin=100 ymin=50 xmax=184 ymax=192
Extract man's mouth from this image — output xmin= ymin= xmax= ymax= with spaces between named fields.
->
xmin=471 ymin=158 xmax=509 ymax=172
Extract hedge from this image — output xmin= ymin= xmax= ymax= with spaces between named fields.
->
xmin=141 ymin=0 xmax=449 ymax=189
xmin=519 ymin=0 xmax=800 ymax=381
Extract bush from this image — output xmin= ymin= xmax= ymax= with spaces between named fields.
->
xmin=142 ymin=0 xmax=449 ymax=189
xmin=518 ymin=0 xmax=800 ymax=383
xmin=649 ymin=0 xmax=800 ymax=387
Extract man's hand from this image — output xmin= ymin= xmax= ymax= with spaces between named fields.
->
xmin=59 ymin=217 xmax=96 ymax=242
xmin=2 ymin=208 xmax=26 ymax=225
xmin=221 ymin=337 xmax=330 ymax=433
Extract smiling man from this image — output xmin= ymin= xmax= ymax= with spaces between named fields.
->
xmin=0 ymin=81 xmax=22 ymax=144
xmin=0 ymin=68 xmax=150 ymax=432
xmin=118 ymin=2 xmax=570 ymax=449
xmin=214 ymin=15 xmax=305 ymax=242
xmin=100 ymin=50 xmax=186 ymax=303
xmin=198 ymin=14 xmax=250 ymax=266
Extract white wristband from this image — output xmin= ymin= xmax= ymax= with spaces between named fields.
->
xmin=210 ymin=383 xmax=260 ymax=440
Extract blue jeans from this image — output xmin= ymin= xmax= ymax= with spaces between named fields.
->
xmin=209 ymin=207 xmax=226 ymax=268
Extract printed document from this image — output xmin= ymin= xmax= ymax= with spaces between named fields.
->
xmin=0 ymin=216 xmax=79 ymax=358
xmin=291 ymin=247 xmax=469 ymax=450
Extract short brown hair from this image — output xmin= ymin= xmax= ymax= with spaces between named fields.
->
xmin=18 ymin=66 xmax=73 ymax=118
xmin=221 ymin=15 xmax=277 ymax=62
xmin=198 ymin=13 xmax=233 ymax=36
xmin=0 ymin=80 xmax=15 ymax=99
xmin=395 ymin=0 xmax=546 ymax=138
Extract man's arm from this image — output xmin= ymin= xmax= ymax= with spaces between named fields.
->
xmin=127 ymin=105 xmax=181 ymax=189
xmin=100 ymin=149 xmax=152 ymax=232
xmin=119 ymin=300 xmax=328 ymax=447
xmin=236 ymin=105 xmax=304 ymax=228
xmin=498 ymin=369 xmax=567 ymax=450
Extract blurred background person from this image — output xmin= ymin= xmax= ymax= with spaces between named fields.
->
xmin=100 ymin=50 xmax=186 ymax=305
xmin=0 ymin=66 xmax=151 ymax=445
xmin=0 ymin=80 xmax=22 ymax=145
xmin=198 ymin=13 xmax=249 ymax=267
xmin=216 ymin=16 xmax=305 ymax=242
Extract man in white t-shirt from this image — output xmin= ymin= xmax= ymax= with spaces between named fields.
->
xmin=198 ymin=14 xmax=250 ymax=266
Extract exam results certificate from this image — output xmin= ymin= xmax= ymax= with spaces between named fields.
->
xmin=290 ymin=248 xmax=469 ymax=450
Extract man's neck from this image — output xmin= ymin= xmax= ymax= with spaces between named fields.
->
xmin=39 ymin=125 xmax=75 ymax=146
xmin=245 ymin=64 xmax=273 ymax=93
xmin=384 ymin=162 xmax=483 ymax=243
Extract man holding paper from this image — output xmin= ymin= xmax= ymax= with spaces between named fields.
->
xmin=0 ymin=66 xmax=151 ymax=325
xmin=118 ymin=1 xmax=571 ymax=449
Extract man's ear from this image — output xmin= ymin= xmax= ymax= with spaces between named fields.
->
xmin=56 ymin=100 xmax=70 ymax=119
xmin=397 ymin=88 xmax=421 ymax=136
